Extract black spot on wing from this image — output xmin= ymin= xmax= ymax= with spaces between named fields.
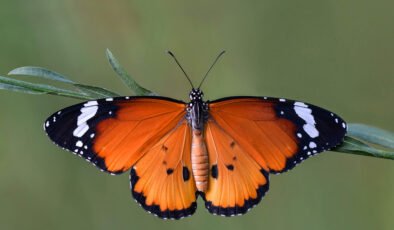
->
xmin=211 ymin=164 xmax=218 ymax=179
xmin=226 ymin=164 xmax=234 ymax=171
xmin=166 ymin=168 xmax=174 ymax=175
xmin=182 ymin=167 xmax=190 ymax=181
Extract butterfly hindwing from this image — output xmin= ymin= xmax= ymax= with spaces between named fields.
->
xmin=130 ymin=120 xmax=198 ymax=219
xmin=208 ymin=97 xmax=347 ymax=173
xmin=44 ymin=96 xmax=186 ymax=174
xmin=202 ymin=120 xmax=269 ymax=216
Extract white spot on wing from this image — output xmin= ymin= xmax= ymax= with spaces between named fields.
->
xmin=84 ymin=101 xmax=98 ymax=106
xmin=45 ymin=121 xmax=50 ymax=127
xmin=105 ymin=98 xmax=114 ymax=101
xmin=73 ymin=124 xmax=89 ymax=138
xmin=76 ymin=140 xmax=83 ymax=147
xmin=294 ymin=102 xmax=319 ymax=138
xmin=78 ymin=107 xmax=98 ymax=125
xmin=294 ymin=102 xmax=308 ymax=107
xmin=73 ymin=101 xmax=99 ymax=138
xmin=295 ymin=107 xmax=315 ymax=124
xmin=279 ymin=98 xmax=286 ymax=102
xmin=309 ymin=141 xmax=317 ymax=149
xmin=303 ymin=124 xmax=319 ymax=138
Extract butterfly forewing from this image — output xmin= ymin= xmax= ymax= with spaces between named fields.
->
xmin=44 ymin=97 xmax=187 ymax=174
xmin=208 ymin=97 xmax=347 ymax=174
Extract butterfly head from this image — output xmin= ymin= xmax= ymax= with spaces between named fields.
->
xmin=189 ymin=88 xmax=204 ymax=101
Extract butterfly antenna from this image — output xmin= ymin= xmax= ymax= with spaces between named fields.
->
xmin=166 ymin=51 xmax=195 ymax=88
xmin=198 ymin=50 xmax=226 ymax=89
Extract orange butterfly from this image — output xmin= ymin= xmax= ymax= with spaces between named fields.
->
xmin=44 ymin=52 xmax=346 ymax=219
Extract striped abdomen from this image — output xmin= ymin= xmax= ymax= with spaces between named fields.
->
xmin=191 ymin=129 xmax=209 ymax=192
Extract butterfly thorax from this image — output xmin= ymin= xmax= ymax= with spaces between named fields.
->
xmin=186 ymin=89 xmax=209 ymax=192
xmin=186 ymin=88 xmax=208 ymax=130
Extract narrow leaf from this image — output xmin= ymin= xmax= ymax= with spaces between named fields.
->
xmin=0 ymin=82 xmax=44 ymax=94
xmin=0 ymin=75 xmax=93 ymax=100
xmin=334 ymin=136 xmax=394 ymax=160
xmin=347 ymin=123 xmax=394 ymax=149
xmin=74 ymin=84 xmax=120 ymax=98
xmin=8 ymin=66 xmax=75 ymax=84
xmin=106 ymin=49 xmax=156 ymax=96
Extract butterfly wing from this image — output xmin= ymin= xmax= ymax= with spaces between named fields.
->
xmin=130 ymin=119 xmax=197 ymax=219
xmin=202 ymin=96 xmax=346 ymax=216
xmin=45 ymin=96 xmax=198 ymax=219
xmin=44 ymin=96 xmax=187 ymax=174
xmin=202 ymin=119 xmax=270 ymax=216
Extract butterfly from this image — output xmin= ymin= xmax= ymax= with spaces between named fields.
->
xmin=44 ymin=51 xmax=347 ymax=219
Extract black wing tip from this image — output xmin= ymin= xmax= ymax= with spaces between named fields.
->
xmin=43 ymin=98 xmax=130 ymax=175
xmin=201 ymin=170 xmax=270 ymax=217
xmin=130 ymin=168 xmax=197 ymax=220
xmin=272 ymin=98 xmax=347 ymax=173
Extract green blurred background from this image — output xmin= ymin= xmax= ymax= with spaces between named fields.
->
xmin=0 ymin=0 xmax=393 ymax=229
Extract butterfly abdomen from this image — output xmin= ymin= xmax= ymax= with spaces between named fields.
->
xmin=191 ymin=129 xmax=209 ymax=192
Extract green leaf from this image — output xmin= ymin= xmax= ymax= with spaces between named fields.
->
xmin=347 ymin=123 xmax=394 ymax=149
xmin=8 ymin=66 xmax=120 ymax=99
xmin=105 ymin=49 xmax=157 ymax=96
xmin=8 ymin=66 xmax=75 ymax=84
xmin=0 ymin=75 xmax=93 ymax=100
xmin=73 ymin=84 xmax=120 ymax=98
xmin=0 ymin=82 xmax=44 ymax=94
xmin=334 ymin=136 xmax=394 ymax=160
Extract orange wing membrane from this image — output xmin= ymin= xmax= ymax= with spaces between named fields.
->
xmin=130 ymin=120 xmax=197 ymax=219
xmin=203 ymin=97 xmax=346 ymax=215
